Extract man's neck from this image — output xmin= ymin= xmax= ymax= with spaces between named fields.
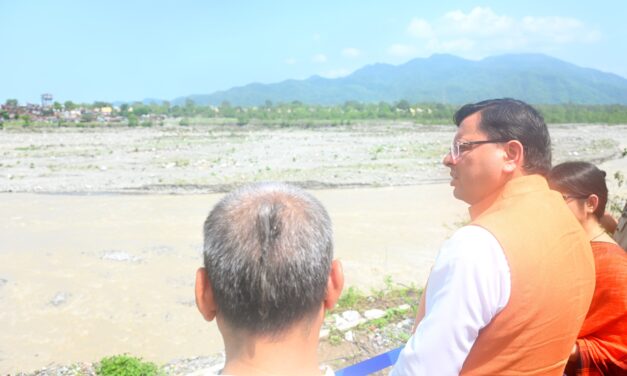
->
xmin=221 ymin=324 xmax=323 ymax=376
xmin=469 ymin=173 xmax=540 ymax=220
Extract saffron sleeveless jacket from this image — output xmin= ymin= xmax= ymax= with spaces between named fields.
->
xmin=461 ymin=175 xmax=596 ymax=375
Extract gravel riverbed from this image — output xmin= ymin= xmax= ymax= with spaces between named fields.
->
xmin=3 ymin=122 xmax=626 ymax=375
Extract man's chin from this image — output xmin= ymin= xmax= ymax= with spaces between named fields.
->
xmin=452 ymin=186 xmax=468 ymax=202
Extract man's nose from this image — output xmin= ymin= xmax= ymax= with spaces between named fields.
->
xmin=443 ymin=151 xmax=455 ymax=167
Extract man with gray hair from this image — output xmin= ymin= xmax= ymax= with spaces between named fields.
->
xmin=195 ymin=182 xmax=344 ymax=376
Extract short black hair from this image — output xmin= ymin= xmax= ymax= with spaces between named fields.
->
xmin=454 ymin=98 xmax=552 ymax=176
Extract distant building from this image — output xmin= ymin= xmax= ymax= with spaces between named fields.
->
xmin=95 ymin=106 xmax=113 ymax=115
xmin=41 ymin=93 xmax=53 ymax=108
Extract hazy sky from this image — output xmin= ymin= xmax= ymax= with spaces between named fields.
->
xmin=2 ymin=1 xmax=625 ymax=104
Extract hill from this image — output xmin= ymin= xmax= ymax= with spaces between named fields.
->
xmin=172 ymin=53 xmax=627 ymax=106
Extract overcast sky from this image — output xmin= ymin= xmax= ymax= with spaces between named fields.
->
xmin=1 ymin=0 xmax=625 ymax=104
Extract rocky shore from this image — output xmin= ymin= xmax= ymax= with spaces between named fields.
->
xmin=1 ymin=123 xmax=625 ymax=195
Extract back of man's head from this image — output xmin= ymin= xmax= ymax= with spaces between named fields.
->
xmin=454 ymin=98 xmax=552 ymax=176
xmin=202 ymin=182 xmax=333 ymax=336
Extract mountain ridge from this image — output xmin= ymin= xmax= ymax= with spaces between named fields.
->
xmin=161 ymin=53 xmax=627 ymax=106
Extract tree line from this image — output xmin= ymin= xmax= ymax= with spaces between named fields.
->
xmin=3 ymin=98 xmax=627 ymax=126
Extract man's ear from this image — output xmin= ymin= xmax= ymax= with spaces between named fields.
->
xmin=502 ymin=140 xmax=524 ymax=173
xmin=195 ymin=267 xmax=217 ymax=322
xmin=324 ymin=260 xmax=344 ymax=310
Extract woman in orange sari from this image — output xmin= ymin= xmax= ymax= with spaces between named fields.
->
xmin=549 ymin=161 xmax=627 ymax=375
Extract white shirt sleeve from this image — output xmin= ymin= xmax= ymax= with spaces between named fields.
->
xmin=390 ymin=225 xmax=511 ymax=376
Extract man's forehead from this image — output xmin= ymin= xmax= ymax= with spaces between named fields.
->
xmin=455 ymin=112 xmax=486 ymax=139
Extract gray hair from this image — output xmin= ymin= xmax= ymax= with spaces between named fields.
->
xmin=203 ymin=182 xmax=333 ymax=335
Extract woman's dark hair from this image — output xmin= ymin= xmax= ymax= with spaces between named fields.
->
xmin=548 ymin=161 xmax=608 ymax=220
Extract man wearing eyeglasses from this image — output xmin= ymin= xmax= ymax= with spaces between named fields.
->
xmin=392 ymin=98 xmax=595 ymax=375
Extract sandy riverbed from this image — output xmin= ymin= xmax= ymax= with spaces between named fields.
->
xmin=0 ymin=185 xmax=466 ymax=373
xmin=0 ymin=123 xmax=626 ymax=373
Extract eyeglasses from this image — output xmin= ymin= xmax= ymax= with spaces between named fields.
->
xmin=449 ymin=139 xmax=510 ymax=161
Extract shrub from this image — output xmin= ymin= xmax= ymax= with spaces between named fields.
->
xmin=80 ymin=113 xmax=95 ymax=123
xmin=336 ymin=286 xmax=365 ymax=308
xmin=127 ymin=115 xmax=139 ymax=127
xmin=236 ymin=116 xmax=249 ymax=126
xmin=22 ymin=115 xmax=32 ymax=127
xmin=96 ymin=354 xmax=162 ymax=376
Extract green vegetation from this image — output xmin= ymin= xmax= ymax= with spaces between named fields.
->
xmin=335 ymin=286 xmax=366 ymax=310
xmin=127 ymin=114 xmax=139 ymax=127
xmin=327 ymin=327 xmax=344 ymax=346
xmin=96 ymin=354 xmax=162 ymax=376
xmin=332 ymin=276 xmax=421 ymax=317
xmin=537 ymin=104 xmax=627 ymax=124
xmin=21 ymin=115 xmax=32 ymax=127
xmin=323 ymin=276 xmax=422 ymax=352
xmin=4 ymin=101 xmax=627 ymax=129
xmin=368 ymin=306 xmax=410 ymax=329
xmin=174 ymin=159 xmax=190 ymax=167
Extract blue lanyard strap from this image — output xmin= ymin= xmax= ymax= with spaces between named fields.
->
xmin=334 ymin=346 xmax=403 ymax=376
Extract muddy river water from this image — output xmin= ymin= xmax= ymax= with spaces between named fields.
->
xmin=0 ymin=184 xmax=466 ymax=373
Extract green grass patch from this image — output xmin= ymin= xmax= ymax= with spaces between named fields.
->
xmin=327 ymin=328 xmax=344 ymax=346
xmin=96 ymin=354 xmax=163 ymax=376
xmin=332 ymin=276 xmax=422 ymax=316
xmin=335 ymin=286 xmax=367 ymax=310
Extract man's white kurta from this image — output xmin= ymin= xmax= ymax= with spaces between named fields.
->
xmin=391 ymin=225 xmax=511 ymax=376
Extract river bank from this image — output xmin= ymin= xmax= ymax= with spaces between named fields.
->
xmin=2 ymin=123 xmax=626 ymax=374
